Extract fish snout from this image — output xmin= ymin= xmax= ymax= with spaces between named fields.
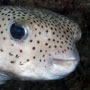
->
xmin=44 ymin=50 xmax=80 ymax=80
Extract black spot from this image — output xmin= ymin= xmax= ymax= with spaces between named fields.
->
xmin=48 ymin=38 xmax=51 ymax=41
xmin=39 ymin=32 xmax=41 ymax=35
xmin=41 ymin=25 xmax=43 ymax=28
xmin=52 ymin=32 xmax=55 ymax=35
xmin=0 ymin=49 xmax=4 ymax=52
xmin=65 ymin=41 xmax=67 ymax=43
xmin=20 ymin=49 xmax=23 ymax=53
xmin=49 ymin=46 xmax=51 ymax=48
xmin=8 ymin=18 xmax=10 ymax=20
xmin=1 ymin=31 xmax=3 ymax=34
xmin=57 ymin=41 xmax=59 ymax=43
xmin=9 ymin=52 xmax=13 ymax=56
xmin=67 ymin=47 xmax=70 ymax=50
xmin=60 ymin=45 xmax=62 ymax=48
xmin=10 ymin=61 xmax=15 ymax=64
xmin=61 ymin=41 xmax=63 ymax=44
xmin=34 ymin=35 xmax=37 ymax=37
xmin=33 ymin=56 xmax=36 ymax=59
xmin=40 ymin=50 xmax=42 ymax=52
xmin=30 ymin=40 xmax=33 ymax=42
xmin=39 ymin=59 xmax=41 ymax=62
xmin=53 ymin=39 xmax=55 ymax=42
xmin=2 ymin=18 xmax=5 ymax=21
xmin=45 ymin=43 xmax=48 ymax=46
xmin=32 ymin=47 xmax=35 ymax=50
xmin=11 ymin=44 xmax=14 ymax=46
xmin=35 ymin=28 xmax=37 ymax=31
xmin=37 ymin=40 xmax=40 ymax=44
xmin=27 ymin=59 xmax=30 ymax=62
xmin=50 ymin=27 xmax=53 ymax=30
xmin=46 ymin=30 xmax=48 ymax=33
xmin=62 ymin=35 xmax=64 ymax=37
xmin=54 ymin=45 xmax=57 ymax=48
xmin=20 ymin=62 xmax=23 ymax=65
xmin=43 ymin=55 xmax=45 ymax=57
xmin=49 ymin=54 xmax=51 ymax=56
xmin=3 ymin=37 xmax=6 ymax=40
xmin=15 ymin=54 xmax=20 ymax=58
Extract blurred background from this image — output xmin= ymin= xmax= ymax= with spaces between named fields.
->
xmin=0 ymin=0 xmax=90 ymax=90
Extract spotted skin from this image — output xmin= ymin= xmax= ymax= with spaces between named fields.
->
xmin=0 ymin=6 xmax=81 ymax=84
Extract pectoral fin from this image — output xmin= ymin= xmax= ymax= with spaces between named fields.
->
xmin=0 ymin=73 xmax=11 ymax=85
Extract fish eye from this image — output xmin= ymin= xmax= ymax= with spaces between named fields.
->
xmin=8 ymin=22 xmax=28 ymax=41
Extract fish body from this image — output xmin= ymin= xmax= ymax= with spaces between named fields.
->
xmin=0 ymin=6 xmax=81 ymax=84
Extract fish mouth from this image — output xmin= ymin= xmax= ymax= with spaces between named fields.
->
xmin=42 ymin=57 xmax=80 ymax=80
xmin=52 ymin=58 xmax=79 ymax=66
xmin=17 ymin=58 xmax=80 ymax=80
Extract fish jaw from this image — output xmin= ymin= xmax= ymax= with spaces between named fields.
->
xmin=17 ymin=58 xmax=79 ymax=80
xmin=45 ymin=55 xmax=80 ymax=80
xmin=15 ymin=50 xmax=80 ymax=80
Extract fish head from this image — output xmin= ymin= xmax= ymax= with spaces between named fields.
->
xmin=0 ymin=6 xmax=81 ymax=80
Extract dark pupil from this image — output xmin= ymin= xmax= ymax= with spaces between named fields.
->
xmin=10 ymin=23 xmax=25 ymax=40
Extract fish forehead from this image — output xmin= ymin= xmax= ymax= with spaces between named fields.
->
xmin=0 ymin=6 xmax=81 ymax=79
xmin=0 ymin=6 xmax=77 ymax=54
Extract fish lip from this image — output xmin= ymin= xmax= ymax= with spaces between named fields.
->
xmin=52 ymin=57 xmax=80 ymax=63
xmin=51 ymin=57 xmax=80 ymax=67
xmin=53 ymin=58 xmax=79 ymax=61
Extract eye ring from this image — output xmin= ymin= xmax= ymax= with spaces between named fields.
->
xmin=8 ymin=21 xmax=28 ymax=42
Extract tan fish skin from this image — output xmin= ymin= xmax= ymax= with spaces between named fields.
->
xmin=0 ymin=6 xmax=81 ymax=84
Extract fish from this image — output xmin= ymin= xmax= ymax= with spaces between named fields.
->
xmin=0 ymin=6 xmax=81 ymax=85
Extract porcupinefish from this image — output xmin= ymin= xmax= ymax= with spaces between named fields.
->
xmin=0 ymin=6 xmax=81 ymax=85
